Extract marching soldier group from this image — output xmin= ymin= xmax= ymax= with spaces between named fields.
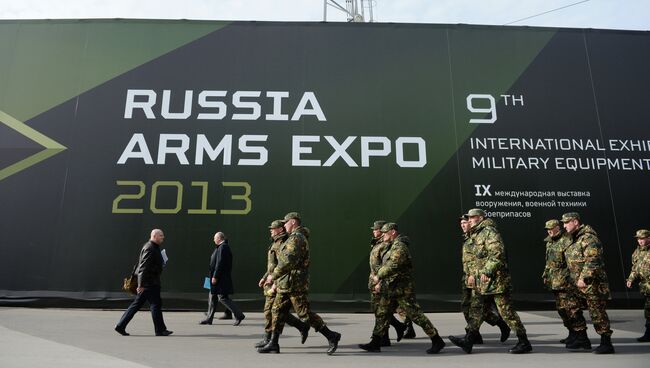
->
xmin=252 ymin=210 xmax=649 ymax=355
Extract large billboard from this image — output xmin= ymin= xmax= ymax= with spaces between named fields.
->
xmin=1 ymin=20 xmax=648 ymax=309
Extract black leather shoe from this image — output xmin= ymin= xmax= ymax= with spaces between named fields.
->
xmin=233 ymin=315 xmax=246 ymax=326
xmin=114 ymin=326 xmax=129 ymax=336
xmin=199 ymin=319 xmax=212 ymax=325
xmin=327 ymin=332 xmax=341 ymax=355
xmin=156 ymin=330 xmax=173 ymax=336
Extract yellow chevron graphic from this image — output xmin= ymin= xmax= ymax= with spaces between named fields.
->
xmin=0 ymin=110 xmax=66 ymax=181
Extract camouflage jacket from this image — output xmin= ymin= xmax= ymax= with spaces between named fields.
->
xmin=368 ymin=236 xmax=387 ymax=291
xmin=627 ymin=244 xmax=650 ymax=296
xmin=262 ymin=231 xmax=288 ymax=296
xmin=461 ymin=233 xmax=476 ymax=289
xmin=470 ymin=218 xmax=512 ymax=295
xmin=542 ymin=231 xmax=572 ymax=291
xmin=565 ymin=224 xmax=610 ymax=298
xmin=376 ymin=234 xmax=414 ymax=296
xmin=271 ymin=226 xmax=310 ymax=294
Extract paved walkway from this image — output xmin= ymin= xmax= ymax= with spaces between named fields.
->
xmin=0 ymin=308 xmax=647 ymax=368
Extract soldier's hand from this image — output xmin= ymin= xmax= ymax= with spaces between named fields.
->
xmin=258 ymin=277 xmax=265 ymax=288
xmin=270 ymin=284 xmax=277 ymax=294
xmin=577 ymin=279 xmax=586 ymax=288
xmin=373 ymin=283 xmax=381 ymax=294
xmin=211 ymin=277 xmax=217 ymax=285
xmin=264 ymin=274 xmax=273 ymax=286
xmin=372 ymin=275 xmax=379 ymax=284
xmin=480 ymin=274 xmax=489 ymax=283
xmin=626 ymin=280 xmax=632 ymax=288
xmin=467 ymin=275 xmax=475 ymax=287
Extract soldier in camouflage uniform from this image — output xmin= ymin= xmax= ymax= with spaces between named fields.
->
xmin=254 ymin=220 xmax=309 ymax=349
xmin=368 ymin=220 xmax=406 ymax=346
xmin=359 ymin=223 xmax=446 ymax=354
xmin=449 ymin=209 xmax=532 ymax=354
xmin=542 ymin=219 xmax=586 ymax=345
xmin=460 ymin=215 xmax=511 ymax=344
xmin=258 ymin=212 xmax=341 ymax=355
xmin=562 ymin=212 xmax=614 ymax=354
xmin=626 ymin=229 xmax=650 ymax=342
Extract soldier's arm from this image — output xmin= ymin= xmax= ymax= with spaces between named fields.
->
xmin=481 ymin=231 xmax=504 ymax=277
xmin=376 ymin=243 xmax=407 ymax=280
xmin=461 ymin=244 xmax=472 ymax=276
xmin=271 ymin=236 xmax=301 ymax=280
xmin=579 ymin=236 xmax=604 ymax=282
xmin=627 ymin=248 xmax=639 ymax=283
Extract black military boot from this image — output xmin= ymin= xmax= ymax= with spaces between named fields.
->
xmin=566 ymin=329 xmax=591 ymax=350
xmin=637 ymin=323 xmax=650 ymax=342
xmin=390 ymin=315 xmax=406 ymax=342
xmin=359 ymin=335 xmax=382 ymax=352
xmin=593 ymin=334 xmax=615 ymax=354
xmin=448 ymin=331 xmax=476 ymax=354
xmin=474 ymin=331 xmax=484 ymax=344
xmin=560 ymin=329 xmax=575 ymax=344
xmin=426 ymin=334 xmax=446 ymax=354
xmin=257 ymin=331 xmax=280 ymax=354
xmin=508 ymin=333 xmax=532 ymax=354
xmin=254 ymin=332 xmax=272 ymax=348
xmin=319 ymin=326 xmax=341 ymax=355
xmin=380 ymin=333 xmax=391 ymax=347
xmin=404 ymin=320 xmax=416 ymax=339
xmin=496 ymin=319 xmax=511 ymax=342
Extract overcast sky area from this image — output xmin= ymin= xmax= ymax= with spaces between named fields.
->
xmin=0 ymin=0 xmax=648 ymax=31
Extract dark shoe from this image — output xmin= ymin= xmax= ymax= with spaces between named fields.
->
xmin=508 ymin=334 xmax=532 ymax=354
xmin=426 ymin=334 xmax=446 ymax=354
xmin=404 ymin=320 xmax=416 ymax=339
xmin=326 ymin=331 xmax=341 ymax=355
xmin=255 ymin=332 xmax=272 ymax=348
xmin=258 ymin=332 xmax=280 ymax=354
xmin=155 ymin=330 xmax=173 ymax=336
xmin=390 ymin=315 xmax=406 ymax=342
xmin=380 ymin=333 xmax=391 ymax=347
xmin=199 ymin=319 xmax=212 ymax=325
xmin=218 ymin=313 xmax=233 ymax=320
xmin=496 ymin=319 xmax=511 ymax=342
xmin=566 ymin=330 xmax=591 ymax=350
xmin=449 ymin=332 xmax=475 ymax=354
xmin=637 ymin=325 xmax=650 ymax=342
xmin=114 ymin=326 xmax=129 ymax=336
xmin=474 ymin=331 xmax=484 ymax=345
xmin=233 ymin=314 xmax=245 ymax=326
xmin=359 ymin=335 xmax=381 ymax=352
xmin=593 ymin=335 xmax=615 ymax=354
xmin=298 ymin=320 xmax=309 ymax=344
xmin=560 ymin=330 xmax=575 ymax=344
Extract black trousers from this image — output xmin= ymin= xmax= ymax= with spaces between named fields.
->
xmin=116 ymin=285 xmax=167 ymax=333
xmin=205 ymin=293 xmax=244 ymax=322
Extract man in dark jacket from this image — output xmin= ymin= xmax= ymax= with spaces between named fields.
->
xmin=115 ymin=229 xmax=172 ymax=336
xmin=200 ymin=231 xmax=246 ymax=325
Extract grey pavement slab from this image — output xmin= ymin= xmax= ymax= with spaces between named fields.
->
xmin=0 ymin=307 xmax=648 ymax=368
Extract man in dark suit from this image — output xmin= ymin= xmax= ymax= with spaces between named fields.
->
xmin=115 ymin=229 xmax=173 ymax=336
xmin=200 ymin=231 xmax=246 ymax=325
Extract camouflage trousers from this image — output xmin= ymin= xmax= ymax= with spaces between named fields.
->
xmin=271 ymin=291 xmax=325 ymax=334
xmin=373 ymin=292 xmax=438 ymax=337
xmin=554 ymin=290 xmax=586 ymax=330
xmin=570 ymin=291 xmax=612 ymax=336
xmin=462 ymin=288 xmax=501 ymax=328
xmin=645 ymin=296 xmax=650 ymax=323
xmin=467 ymin=291 xmax=526 ymax=336
xmin=263 ymin=293 xmax=301 ymax=333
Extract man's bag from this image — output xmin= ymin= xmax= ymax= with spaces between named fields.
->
xmin=122 ymin=264 xmax=138 ymax=295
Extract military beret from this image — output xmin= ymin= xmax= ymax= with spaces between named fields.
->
xmin=465 ymin=208 xmax=486 ymax=217
xmin=561 ymin=212 xmax=580 ymax=223
xmin=283 ymin=212 xmax=301 ymax=221
xmin=459 ymin=215 xmax=469 ymax=222
xmin=268 ymin=219 xmax=285 ymax=229
xmin=380 ymin=222 xmax=398 ymax=233
xmin=371 ymin=220 xmax=387 ymax=230
xmin=545 ymin=219 xmax=560 ymax=229
xmin=635 ymin=229 xmax=650 ymax=239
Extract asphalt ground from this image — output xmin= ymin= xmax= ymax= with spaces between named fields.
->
xmin=0 ymin=307 xmax=648 ymax=368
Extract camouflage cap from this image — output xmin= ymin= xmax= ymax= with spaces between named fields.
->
xmin=465 ymin=208 xmax=486 ymax=217
xmin=380 ymin=222 xmax=398 ymax=233
xmin=283 ymin=212 xmax=301 ymax=221
xmin=544 ymin=219 xmax=560 ymax=229
xmin=371 ymin=220 xmax=387 ymax=230
xmin=635 ymin=229 xmax=650 ymax=239
xmin=268 ymin=219 xmax=285 ymax=229
xmin=561 ymin=212 xmax=580 ymax=223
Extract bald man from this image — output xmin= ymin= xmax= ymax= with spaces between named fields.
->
xmin=115 ymin=229 xmax=173 ymax=336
